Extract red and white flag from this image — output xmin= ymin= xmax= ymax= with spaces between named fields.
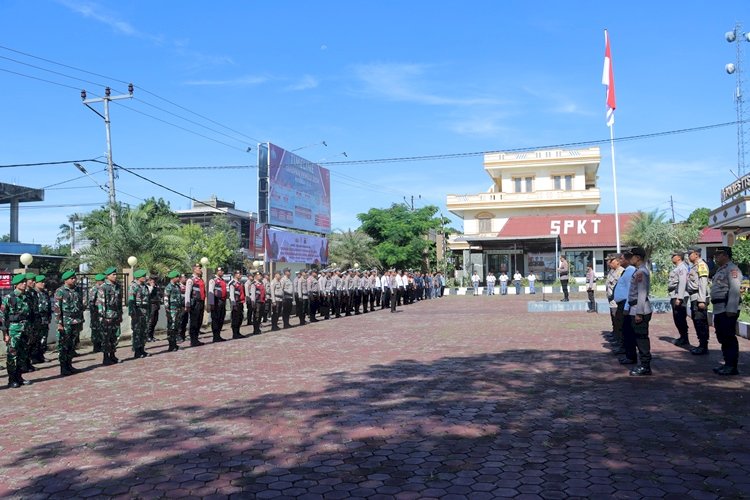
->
xmin=602 ymin=30 xmax=616 ymax=127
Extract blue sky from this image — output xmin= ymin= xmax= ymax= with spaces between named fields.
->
xmin=0 ymin=0 xmax=747 ymax=245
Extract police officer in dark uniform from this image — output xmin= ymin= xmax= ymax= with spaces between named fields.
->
xmin=184 ymin=263 xmax=206 ymax=347
xmin=710 ymin=246 xmax=742 ymax=375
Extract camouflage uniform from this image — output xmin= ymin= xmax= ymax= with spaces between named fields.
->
xmin=128 ymin=279 xmax=150 ymax=356
xmin=88 ymin=282 xmax=102 ymax=352
xmin=163 ymin=280 xmax=183 ymax=351
xmin=53 ymin=284 xmax=85 ymax=370
xmin=32 ymin=287 xmax=52 ymax=363
xmin=2 ymin=288 xmax=31 ymax=382
xmin=97 ymin=280 xmax=123 ymax=360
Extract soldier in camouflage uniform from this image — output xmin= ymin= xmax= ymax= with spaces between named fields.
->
xmin=54 ymin=270 xmax=84 ymax=376
xmin=163 ymin=270 xmax=183 ymax=352
xmin=88 ymin=273 xmax=105 ymax=353
xmin=98 ymin=267 xmax=123 ymax=365
xmin=2 ymin=274 xmax=33 ymax=388
xmin=31 ymin=275 xmax=52 ymax=365
xmin=128 ymin=269 xmax=151 ymax=358
xmin=146 ymin=275 xmax=162 ymax=343
xmin=21 ymin=272 xmax=37 ymax=373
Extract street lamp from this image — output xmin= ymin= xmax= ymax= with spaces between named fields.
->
xmin=127 ymin=256 xmax=138 ymax=268
xmin=200 ymin=257 xmax=209 ymax=266
xmin=20 ymin=253 xmax=33 ymax=271
xmin=725 ymin=23 xmax=750 ymax=177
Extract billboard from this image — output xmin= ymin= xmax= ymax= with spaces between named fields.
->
xmin=264 ymin=227 xmax=329 ymax=265
xmin=262 ymin=143 xmax=331 ymax=234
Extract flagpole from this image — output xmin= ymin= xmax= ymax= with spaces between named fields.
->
xmin=609 ymin=123 xmax=621 ymax=252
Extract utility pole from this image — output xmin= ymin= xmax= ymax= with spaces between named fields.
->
xmin=403 ymin=194 xmax=421 ymax=211
xmin=81 ymin=84 xmax=134 ymax=225
xmin=669 ymin=195 xmax=675 ymax=223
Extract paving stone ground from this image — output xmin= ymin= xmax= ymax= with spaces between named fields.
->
xmin=1 ymin=294 xmax=749 ymax=499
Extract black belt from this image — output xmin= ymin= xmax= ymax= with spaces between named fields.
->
xmin=713 ymin=298 xmax=727 ymax=304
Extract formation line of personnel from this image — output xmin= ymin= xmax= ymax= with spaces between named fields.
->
xmin=2 ymin=263 xmax=446 ymax=388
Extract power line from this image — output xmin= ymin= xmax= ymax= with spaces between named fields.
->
xmin=319 ymin=120 xmax=746 ymax=166
xmin=0 ymin=44 xmax=264 ymax=144
xmin=0 ymin=66 xmax=81 ymax=91
xmin=0 ymin=158 xmax=101 ymax=168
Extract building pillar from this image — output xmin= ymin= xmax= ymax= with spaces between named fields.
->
xmin=9 ymin=197 xmax=19 ymax=242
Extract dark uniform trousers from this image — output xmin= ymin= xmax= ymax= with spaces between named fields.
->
xmin=320 ymin=294 xmax=330 ymax=319
xmin=382 ymin=288 xmax=391 ymax=309
xmin=390 ymin=289 xmax=397 ymax=312
xmin=189 ymin=301 xmax=204 ymax=345
xmin=245 ymin=299 xmax=253 ymax=326
xmin=230 ymin=302 xmax=244 ymax=337
xmin=333 ymin=291 xmax=341 ymax=317
xmin=714 ymin=312 xmax=739 ymax=368
xmin=270 ymin=298 xmax=282 ymax=329
xmin=632 ymin=312 xmax=652 ymax=367
xmin=252 ymin=301 xmax=264 ymax=334
xmin=362 ymin=290 xmax=370 ymax=313
xmin=612 ymin=301 xmax=625 ymax=346
xmin=298 ymin=297 xmax=309 ymax=324
xmin=690 ymin=302 xmax=709 ymax=348
xmin=341 ymin=292 xmax=350 ymax=316
xmin=620 ymin=301 xmax=637 ymax=362
xmin=371 ymin=289 xmax=380 ymax=311
xmin=210 ymin=300 xmax=226 ymax=341
xmin=671 ymin=298 xmax=689 ymax=340
xmin=179 ymin=309 xmax=189 ymax=340
xmin=309 ymin=292 xmax=319 ymax=321
xmin=282 ymin=296 xmax=293 ymax=327
xmin=353 ymin=290 xmax=362 ymax=314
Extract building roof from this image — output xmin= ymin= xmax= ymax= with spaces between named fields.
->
xmin=497 ymin=213 xmax=636 ymax=248
xmin=698 ymin=227 xmax=722 ymax=244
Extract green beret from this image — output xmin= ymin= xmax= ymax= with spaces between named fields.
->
xmin=167 ymin=270 xmax=180 ymax=279
xmin=94 ymin=273 xmax=105 ymax=281
xmin=35 ymin=275 xmax=46 ymax=282
xmin=25 ymin=272 xmax=36 ymax=280
xmin=104 ymin=266 xmax=117 ymax=275
xmin=11 ymin=274 xmax=25 ymax=285
xmin=61 ymin=270 xmax=76 ymax=280
xmin=134 ymin=269 xmax=147 ymax=278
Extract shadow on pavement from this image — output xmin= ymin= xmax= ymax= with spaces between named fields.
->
xmin=5 ymin=348 xmax=750 ymax=498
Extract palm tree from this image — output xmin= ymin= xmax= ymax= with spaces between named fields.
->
xmin=329 ymin=229 xmax=380 ymax=270
xmin=624 ymin=209 xmax=699 ymax=261
xmin=57 ymin=213 xmax=82 ymax=249
xmin=68 ymin=205 xmax=187 ymax=274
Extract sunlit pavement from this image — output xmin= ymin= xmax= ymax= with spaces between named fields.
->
xmin=1 ymin=294 xmax=749 ymax=499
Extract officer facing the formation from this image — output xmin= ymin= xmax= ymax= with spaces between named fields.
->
xmin=686 ymin=247 xmax=710 ymax=355
xmin=710 ymin=246 xmax=742 ymax=376
xmin=185 ymin=263 xmax=206 ymax=347
xmin=54 ymin=270 xmax=85 ymax=376
xmin=146 ymin=275 xmax=162 ymax=343
xmin=32 ymin=274 xmax=52 ymax=365
xmin=3 ymin=274 xmax=32 ymax=387
xmin=163 ymin=270 xmax=183 ymax=352
xmin=98 ymin=267 xmax=123 ymax=365
xmin=668 ymin=250 xmax=690 ymax=347
xmin=281 ymin=268 xmax=294 ymax=328
xmin=270 ymin=270 xmax=283 ymax=331
xmin=128 ymin=269 xmax=151 ymax=358
xmin=228 ymin=270 xmax=246 ymax=339
xmin=208 ymin=267 xmax=227 ymax=343
xmin=88 ymin=273 xmax=105 ymax=353
xmin=628 ymin=247 xmax=653 ymax=376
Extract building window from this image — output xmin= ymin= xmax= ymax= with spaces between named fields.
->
xmin=553 ymin=175 xmax=573 ymax=191
xmin=478 ymin=218 xmax=492 ymax=233
xmin=514 ymin=177 xmax=522 ymax=193
xmin=525 ymin=177 xmax=533 ymax=192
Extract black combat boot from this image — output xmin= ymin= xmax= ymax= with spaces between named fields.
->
xmin=629 ymin=364 xmax=652 ymax=376
xmin=8 ymin=369 xmax=20 ymax=389
xmin=60 ymin=363 xmax=73 ymax=376
xmin=102 ymin=352 xmax=114 ymax=366
xmin=92 ymin=342 xmax=102 ymax=354
xmin=66 ymin=360 xmax=81 ymax=374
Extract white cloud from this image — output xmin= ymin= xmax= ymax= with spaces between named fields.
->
xmin=449 ymin=116 xmax=510 ymax=138
xmin=523 ymin=86 xmax=594 ymax=116
xmin=353 ymin=63 xmax=504 ymax=106
xmin=56 ymin=0 xmax=162 ymax=42
xmin=183 ymin=75 xmax=269 ymax=86
xmin=285 ymin=75 xmax=319 ymax=91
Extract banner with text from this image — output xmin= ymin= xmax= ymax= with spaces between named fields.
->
xmin=268 ymin=143 xmax=331 ymax=234
xmin=264 ymin=227 xmax=329 ymax=265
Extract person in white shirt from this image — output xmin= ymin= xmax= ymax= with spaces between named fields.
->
xmin=499 ymin=272 xmax=508 ymax=295
xmin=380 ymin=272 xmax=390 ymax=309
xmin=471 ymin=271 xmax=480 ymax=296
xmin=485 ymin=271 xmax=496 ymax=296
xmin=396 ymin=271 xmax=405 ymax=306
xmin=513 ymin=271 xmax=523 ymax=295
xmin=527 ymin=272 xmax=537 ymax=294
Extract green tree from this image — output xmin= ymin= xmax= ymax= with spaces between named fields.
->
xmin=176 ymin=216 xmax=243 ymax=270
xmin=69 ymin=203 xmax=186 ymax=274
xmin=328 ymin=229 xmax=380 ymax=270
xmin=357 ymin=204 xmax=444 ymax=271
xmin=686 ymin=207 xmax=711 ymax=229
xmin=732 ymin=237 xmax=750 ymax=268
